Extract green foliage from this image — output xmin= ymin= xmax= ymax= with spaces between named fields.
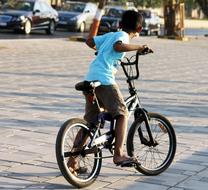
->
xmin=133 ymin=0 xmax=163 ymax=8
xmin=185 ymin=0 xmax=197 ymax=9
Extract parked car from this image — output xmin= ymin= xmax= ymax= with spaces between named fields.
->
xmin=138 ymin=9 xmax=161 ymax=36
xmin=56 ymin=1 xmax=97 ymax=32
xmin=0 ymin=0 xmax=58 ymax=34
xmin=98 ymin=6 xmax=137 ymax=35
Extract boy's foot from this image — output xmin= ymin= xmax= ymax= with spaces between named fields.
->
xmin=113 ymin=155 xmax=139 ymax=167
xmin=67 ymin=158 xmax=87 ymax=176
xmin=69 ymin=166 xmax=88 ymax=176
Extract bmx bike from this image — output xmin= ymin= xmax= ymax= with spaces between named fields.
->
xmin=56 ymin=49 xmax=177 ymax=188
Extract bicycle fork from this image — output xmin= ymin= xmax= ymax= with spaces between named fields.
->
xmin=134 ymin=108 xmax=158 ymax=147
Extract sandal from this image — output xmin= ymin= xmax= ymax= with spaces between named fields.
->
xmin=115 ymin=157 xmax=140 ymax=167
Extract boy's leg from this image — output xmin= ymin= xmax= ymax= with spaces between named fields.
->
xmin=95 ymin=85 xmax=132 ymax=164
xmin=68 ymin=92 xmax=99 ymax=173
xmin=67 ymin=129 xmax=88 ymax=172
xmin=113 ymin=115 xmax=129 ymax=164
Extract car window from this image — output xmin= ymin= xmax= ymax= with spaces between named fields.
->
xmin=2 ymin=0 xmax=34 ymax=11
xmin=84 ymin=3 xmax=96 ymax=13
xmin=34 ymin=1 xmax=41 ymax=11
xmin=60 ymin=2 xmax=85 ymax=13
xmin=139 ymin=10 xmax=151 ymax=18
xmin=106 ymin=8 xmax=124 ymax=18
xmin=40 ymin=1 xmax=50 ymax=12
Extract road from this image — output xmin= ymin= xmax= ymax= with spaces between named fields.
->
xmin=0 ymin=33 xmax=208 ymax=189
xmin=0 ymin=29 xmax=85 ymax=40
xmin=0 ymin=27 xmax=208 ymax=40
xmin=185 ymin=28 xmax=208 ymax=36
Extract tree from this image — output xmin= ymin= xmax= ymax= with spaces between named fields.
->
xmin=133 ymin=0 xmax=162 ymax=8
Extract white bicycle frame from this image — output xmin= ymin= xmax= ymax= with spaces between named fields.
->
xmin=125 ymin=94 xmax=140 ymax=119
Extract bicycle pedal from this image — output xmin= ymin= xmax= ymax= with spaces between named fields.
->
xmin=121 ymin=163 xmax=134 ymax=167
xmin=119 ymin=160 xmax=140 ymax=168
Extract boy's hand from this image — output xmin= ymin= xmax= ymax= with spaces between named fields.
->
xmin=141 ymin=45 xmax=154 ymax=54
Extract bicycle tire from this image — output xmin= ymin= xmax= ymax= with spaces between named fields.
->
xmin=127 ymin=112 xmax=176 ymax=175
xmin=56 ymin=118 xmax=102 ymax=188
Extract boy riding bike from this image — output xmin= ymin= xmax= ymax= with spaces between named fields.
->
xmin=69 ymin=10 xmax=153 ymax=174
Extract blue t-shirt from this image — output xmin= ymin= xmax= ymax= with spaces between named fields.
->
xmin=85 ymin=31 xmax=129 ymax=85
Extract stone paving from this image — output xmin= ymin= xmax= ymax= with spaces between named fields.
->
xmin=0 ymin=36 xmax=208 ymax=190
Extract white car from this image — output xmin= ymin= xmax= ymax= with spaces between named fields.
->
xmin=139 ymin=10 xmax=161 ymax=36
xmin=57 ymin=1 xmax=97 ymax=32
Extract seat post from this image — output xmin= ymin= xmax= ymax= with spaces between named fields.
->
xmin=93 ymin=89 xmax=104 ymax=113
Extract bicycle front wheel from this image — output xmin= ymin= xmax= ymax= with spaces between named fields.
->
xmin=56 ymin=118 xmax=102 ymax=188
xmin=127 ymin=112 xmax=176 ymax=175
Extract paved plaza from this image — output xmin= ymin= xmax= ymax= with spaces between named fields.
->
xmin=0 ymin=36 xmax=208 ymax=190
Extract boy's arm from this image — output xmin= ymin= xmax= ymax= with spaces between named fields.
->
xmin=86 ymin=38 xmax=96 ymax=50
xmin=85 ymin=0 xmax=106 ymax=49
xmin=113 ymin=41 xmax=146 ymax=52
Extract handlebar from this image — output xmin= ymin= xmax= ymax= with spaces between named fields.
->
xmin=120 ymin=48 xmax=153 ymax=81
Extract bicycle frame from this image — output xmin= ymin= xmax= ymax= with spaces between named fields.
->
xmin=125 ymin=93 xmax=139 ymax=118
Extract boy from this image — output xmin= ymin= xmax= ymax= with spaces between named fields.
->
xmin=84 ymin=10 xmax=152 ymax=166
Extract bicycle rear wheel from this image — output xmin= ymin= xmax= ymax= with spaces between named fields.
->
xmin=127 ymin=112 xmax=176 ymax=175
xmin=56 ymin=118 xmax=102 ymax=188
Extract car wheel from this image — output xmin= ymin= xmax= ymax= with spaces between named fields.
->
xmin=145 ymin=30 xmax=151 ymax=36
xmin=46 ymin=20 xmax=55 ymax=35
xmin=155 ymin=30 xmax=160 ymax=36
xmin=24 ymin=19 xmax=32 ymax=34
xmin=79 ymin=22 xmax=85 ymax=33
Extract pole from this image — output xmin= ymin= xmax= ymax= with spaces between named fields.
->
xmin=163 ymin=0 xmax=176 ymax=36
xmin=162 ymin=0 xmax=187 ymax=40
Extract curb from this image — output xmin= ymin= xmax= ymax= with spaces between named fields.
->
xmin=158 ymin=35 xmax=189 ymax=41
xmin=69 ymin=36 xmax=86 ymax=42
xmin=0 ymin=46 xmax=7 ymax=49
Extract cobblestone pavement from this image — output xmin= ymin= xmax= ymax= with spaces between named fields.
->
xmin=0 ymin=36 xmax=208 ymax=190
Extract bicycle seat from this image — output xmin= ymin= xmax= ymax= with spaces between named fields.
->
xmin=75 ymin=81 xmax=101 ymax=92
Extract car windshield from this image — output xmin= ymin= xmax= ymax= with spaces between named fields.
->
xmin=139 ymin=10 xmax=151 ymax=18
xmin=2 ymin=0 xmax=34 ymax=11
xmin=106 ymin=8 xmax=124 ymax=18
xmin=60 ymin=2 xmax=85 ymax=13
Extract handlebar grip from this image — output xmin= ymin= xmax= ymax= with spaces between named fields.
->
xmin=137 ymin=47 xmax=154 ymax=55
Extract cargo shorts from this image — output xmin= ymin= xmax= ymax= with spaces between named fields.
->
xmin=84 ymin=84 xmax=128 ymax=124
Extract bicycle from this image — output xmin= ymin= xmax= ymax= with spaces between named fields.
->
xmin=55 ymin=49 xmax=177 ymax=188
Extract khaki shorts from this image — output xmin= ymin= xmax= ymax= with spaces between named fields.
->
xmin=84 ymin=84 xmax=128 ymax=124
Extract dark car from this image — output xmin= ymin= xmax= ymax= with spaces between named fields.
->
xmin=98 ymin=7 xmax=124 ymax=35
xmin=98 ymin=6 xmax=137 ymax=35
xmin=0 ymin=0 xmax=58 ymax=34
xmin=138 ymin=10 xmax=161 ymax=36
xmin=57 ymin=1 xmax=97 ymax=32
